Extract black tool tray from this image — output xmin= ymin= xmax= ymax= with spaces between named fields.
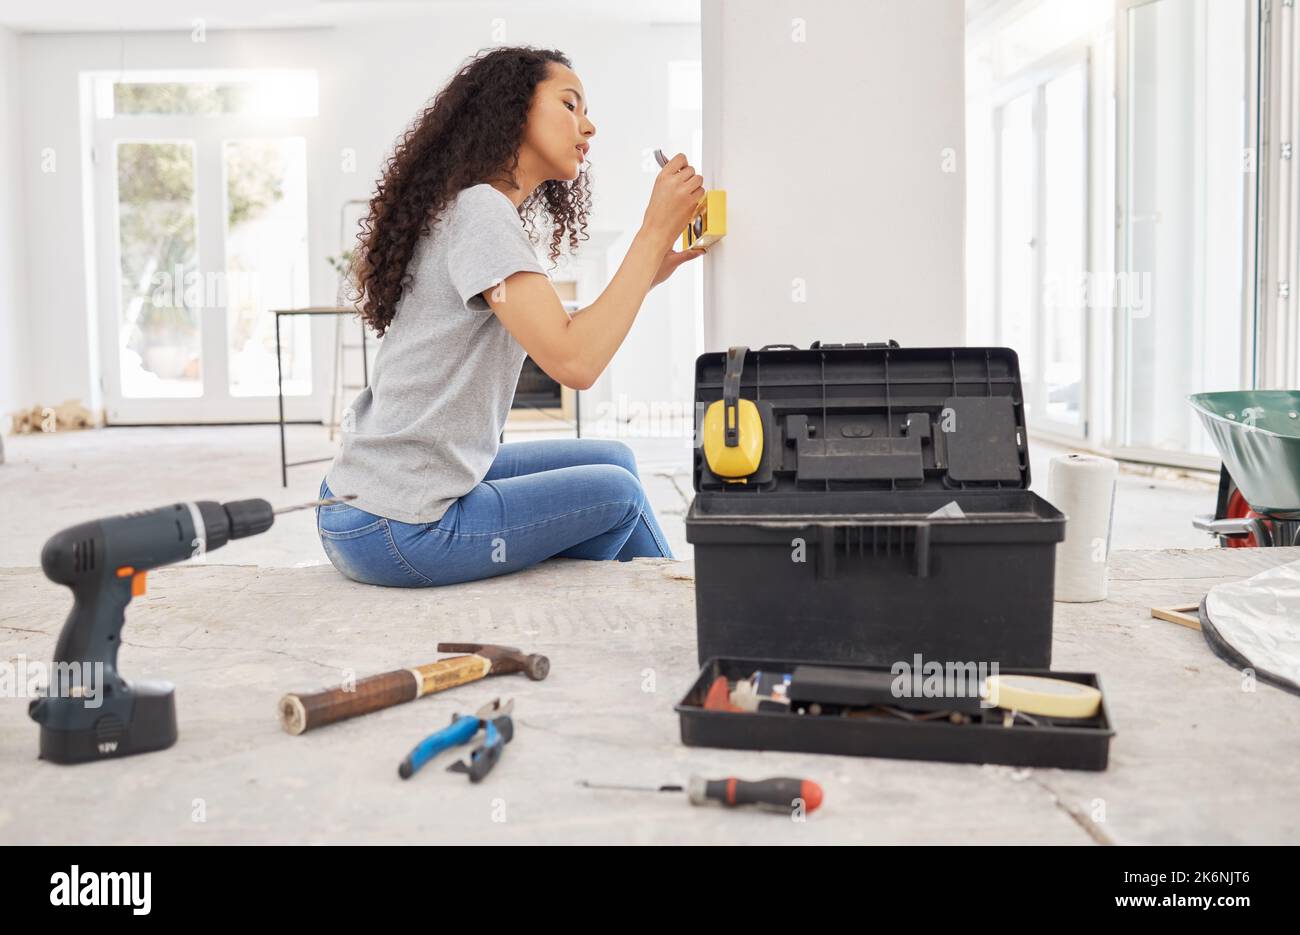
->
xmin=677 ymin=656 xmax=1114 ymax=771
xmin=685 ymin=342 xmax=1066 ymax=669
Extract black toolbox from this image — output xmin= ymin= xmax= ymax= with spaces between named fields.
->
xmin=675 ymin=657 xmax=1114 ymax=771
xmin=685 ymin=342 xmax=1066 ymax=669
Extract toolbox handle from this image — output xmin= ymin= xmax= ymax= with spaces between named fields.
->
xmin=722 ymin=346 xmax=748 ymax=448
xmin=756 ymin=341 xmax=901 ymax=351
xmin=809 ymin=339 xmax=901 ymax=350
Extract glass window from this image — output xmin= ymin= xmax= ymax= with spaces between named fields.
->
xmin=1123 ymin=0 xmax=1251 ymax=455
xmin=224 ymin=138 xmax=312 ymax=397
xmin=1041 ymin=64 xmax=1087 ymax=425
xmin=102 ymin=72 xmax=318 ymax=118
xmin=115 ymin=141 xmax=202 ymax=398
xmin=998 ymin=91 xmax=1037 ymax=412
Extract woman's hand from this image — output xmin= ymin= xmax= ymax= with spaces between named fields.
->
xmin=491 ymin=154 xmax=708 ymax=389
xmin=642 ymin=152 xmax=707 ymax=250
xmin=650 ymin=243 xmax=707 ymax=288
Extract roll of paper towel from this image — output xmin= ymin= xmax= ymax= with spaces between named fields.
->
xmin=1048 ymin=453 xmax=1119 ymax=602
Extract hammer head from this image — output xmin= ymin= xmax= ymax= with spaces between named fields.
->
xmin=437 ymin=643 xmax=550 ymax=681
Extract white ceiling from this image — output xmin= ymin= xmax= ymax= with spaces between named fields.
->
xmin=0 ymin=0 xmax=701 ymax=34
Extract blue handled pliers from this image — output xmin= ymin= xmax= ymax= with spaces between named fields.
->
xmin=398 ymin=698 xmax=514 ymax=783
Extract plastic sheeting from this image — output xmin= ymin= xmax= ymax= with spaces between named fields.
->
xmin=1203 ymin=559 xmax=1300 ymax=694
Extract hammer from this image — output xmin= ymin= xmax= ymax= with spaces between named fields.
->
xmin=279 ymin=643 xmax=550 ymax=735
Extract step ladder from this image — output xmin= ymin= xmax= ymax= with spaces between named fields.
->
xmin=329 ymin=198 xmax=374 ymax=440
xmin=327 ymin=318 xmax=373 ymax=441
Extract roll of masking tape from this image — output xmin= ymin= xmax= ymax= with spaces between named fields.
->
xmin=984 ymin=674 xmax=1102 ymax=719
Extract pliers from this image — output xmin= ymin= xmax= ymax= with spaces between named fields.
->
xmin=398 ymin=698 xmax=514 ymax=783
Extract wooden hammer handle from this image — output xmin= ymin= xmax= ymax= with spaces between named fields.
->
xmin=411 ymin=654 xmax=492 ymax=696
xmin=279 ymin=655 xmax=492 ymax=735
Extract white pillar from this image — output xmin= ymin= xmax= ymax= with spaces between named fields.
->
xmin=700 ymin=0 xmax=967 ymax=351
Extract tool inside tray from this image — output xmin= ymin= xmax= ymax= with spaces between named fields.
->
xmin=692 ymin=667 xmax=1107 ymax=732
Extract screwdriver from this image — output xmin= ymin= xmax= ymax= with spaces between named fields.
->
xmin=578 ymin=776 xmax=823 ymax=813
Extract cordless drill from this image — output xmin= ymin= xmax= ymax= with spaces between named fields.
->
xmin=30 ymin=496 xmax=348 ymax=764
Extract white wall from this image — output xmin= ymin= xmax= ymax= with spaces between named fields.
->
xmin=700 ymin=0 xmax=966 ymax=351
xmin=13 ymin=7 xmax=698 ymax=422
xmin=0 ymin=25 xmax=26 ymax=430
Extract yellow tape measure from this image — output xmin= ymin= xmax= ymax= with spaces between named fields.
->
xmin=681 ymin=190 xmax=726 ymax=251
xmin=984 ymin=675 xmax=1102 ymax=719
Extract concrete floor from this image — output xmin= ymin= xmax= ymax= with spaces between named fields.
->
xmin=4 ymin=422 xmax=1293 ymax=844
xmin=3 ymin=545 xmax=1299 ymax=844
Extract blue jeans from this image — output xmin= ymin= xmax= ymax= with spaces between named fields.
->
xmin=316 ymin=438 xmax=675 ymax=587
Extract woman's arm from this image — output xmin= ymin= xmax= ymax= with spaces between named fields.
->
xmin=483 ymin=227 xmax=674 ymax=390
xmin=483 ymin=154 xmax=705 ymax=391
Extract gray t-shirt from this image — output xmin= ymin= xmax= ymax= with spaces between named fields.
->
xmin=326 ymin=183 xmax=548 ymax=523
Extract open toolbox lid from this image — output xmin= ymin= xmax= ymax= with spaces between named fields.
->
xmin=692 ymin=341 xmax=1031 ymax=494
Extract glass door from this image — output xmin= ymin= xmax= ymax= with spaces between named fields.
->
xmin=108 ymin=139 xmax=205 ymax=401
xmin=993 ymin=53 xmax=1090 ymax=438
xmin=1116 ymin=0 xmax=1257 ymax=462
xmin=1040 ymin=64 xmax=1089 ymax=430
xmin=996 ymin=89 xmax=1039 ymax=415
xmin=91 ymin=74 xmax=321 ymax=423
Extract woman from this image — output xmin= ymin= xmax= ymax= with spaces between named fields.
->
xmin=317 ymin=46 xmax=707 ymax=588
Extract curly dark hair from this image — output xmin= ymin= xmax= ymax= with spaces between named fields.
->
xmin=348 ymin=46 xmax=592 ymax=337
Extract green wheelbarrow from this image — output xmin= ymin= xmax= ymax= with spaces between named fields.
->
xmin=1188 ymin=390 xmax=1300 ymax=546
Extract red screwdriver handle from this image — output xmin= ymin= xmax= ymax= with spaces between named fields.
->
xmin=691 ymin=776 xmax=824 ymax=813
